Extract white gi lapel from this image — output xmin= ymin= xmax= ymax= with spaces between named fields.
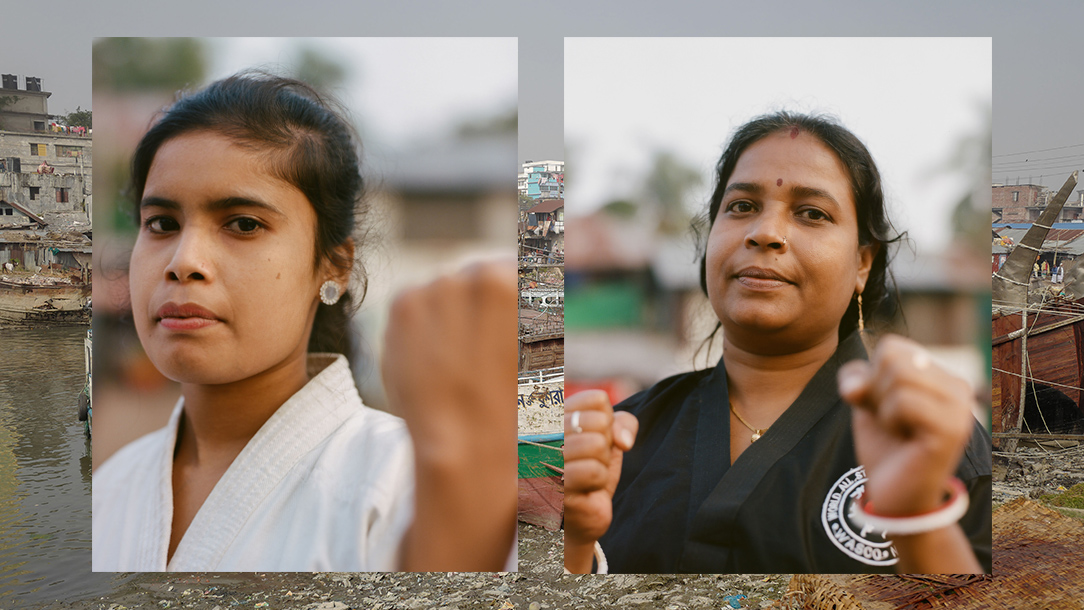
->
xmin=166 ymin=354 xmax=355 ymax=571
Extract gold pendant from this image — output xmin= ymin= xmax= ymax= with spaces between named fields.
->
xmin=750 ymin=432 xmax=761 ymax=442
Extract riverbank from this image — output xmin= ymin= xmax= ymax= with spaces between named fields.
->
xmin=0 ymin=271 xmax=91 ymax=327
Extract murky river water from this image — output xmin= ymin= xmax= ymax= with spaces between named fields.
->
xmin=0 ymin=326 xmax=123 ymax=607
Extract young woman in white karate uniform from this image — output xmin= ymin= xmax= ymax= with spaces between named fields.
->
xmin=92 ymin=73 xmax=516 ymax=572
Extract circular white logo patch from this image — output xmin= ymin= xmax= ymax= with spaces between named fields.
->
xmin=820 ymin=466 xmax=898 ymax=566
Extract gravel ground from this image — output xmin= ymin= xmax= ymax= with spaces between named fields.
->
xmin=36 ymin=524 xmax=790 ymax=610
xmin=992 ymin=440 xmax=1084 ymax=505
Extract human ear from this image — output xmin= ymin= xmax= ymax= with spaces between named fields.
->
xmin=855 ymin=242 xmax=878 ymax=295
xmin=324 ymin=238 xmax=355 ymax=286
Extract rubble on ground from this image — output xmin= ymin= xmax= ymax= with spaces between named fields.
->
xmin=1 ymin=273 xmax=76 ymax=285
xmin=993 ymin=441 xmax=1084 ymax=506
xmin=41 ymin=524 xmax=791 ymax=609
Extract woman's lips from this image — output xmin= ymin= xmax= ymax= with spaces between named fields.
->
xmin=159 ymin=317 xmax=220 ymax=330
xmin=156 ymin=302 xmax=221 ymax=330
xmin=733 ymin=267 xmax=792 ymax=290
xmin=736 ymin=276 xmax=789 ymax=289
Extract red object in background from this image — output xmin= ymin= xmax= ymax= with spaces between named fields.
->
xmin=518 ymin=476 xmax=563 ymax=531
xmin=565 ymin=379 xmax=638 ymax=406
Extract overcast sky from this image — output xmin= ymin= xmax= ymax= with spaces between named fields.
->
xmin=567 ymin=38 xmax=990 ymax=250
xmin=0 ymin=2 xmax=1080 ymax=182
xmin=208 ymin=38 xmax=516 ymax=150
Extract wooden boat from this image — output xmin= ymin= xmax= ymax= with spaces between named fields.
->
xmin=518 ymin=432 xmax=564 ymax=531
xmin=992 ymin=172 xmax=1084 ymax=445
xmin=993 ymin=300 xmax=1084 ymax=441
xmin=0 ymin=277 xmax=90 ymax=324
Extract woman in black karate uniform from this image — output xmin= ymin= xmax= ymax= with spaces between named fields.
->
xmin=564 ymin=112 xmax=991 ymax=574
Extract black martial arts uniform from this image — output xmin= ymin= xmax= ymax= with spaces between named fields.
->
xmin=599 ymin=332 xmax=992 ymax=573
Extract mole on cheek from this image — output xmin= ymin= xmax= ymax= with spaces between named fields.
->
xmin=777 ymin=178 xmax=783 ymax=187
xmin=276 ymin=273 xmax=281 ymax=280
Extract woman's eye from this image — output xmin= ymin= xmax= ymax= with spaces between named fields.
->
xmin=227 ymin=217 xmax=264 ymax=234
xmin=726 ymin=200 xmax=756 ymax=214
xmin=799 ymin=208 xmax=830 ymax=222
xmin=143 ymin=216 xmax=179 ymax=233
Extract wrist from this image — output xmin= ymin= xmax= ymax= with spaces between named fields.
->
xmin=890 ymin=524 xmax=983 ymax=574
xmin=564 ymin=538 xmax=595 ymax=574
xmin=852 ymin=477 xmax=969 ymax=537
xmin=564 ymin=540 xmax=608 ymax=574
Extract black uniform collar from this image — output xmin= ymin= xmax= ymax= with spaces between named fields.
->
xmin=679 ymin=331 xmax=867 ymax=571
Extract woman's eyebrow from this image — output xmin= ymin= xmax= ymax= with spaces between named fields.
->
xmin=723 ymin=182 xmax=762 ymax=197
xmin=140 ymin=196 xmax=177 ymax=210
xmin=139 ymin=196 xmax=285 ymax=217
xmin=789 ymin=185 xmax=841 ymax=209
xmin=206 ymin=196 xmax=286 ymax=217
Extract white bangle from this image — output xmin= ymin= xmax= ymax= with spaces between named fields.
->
xmin=563 ymin=541 xmax=608 ymax=574
xmin=849 ymin=477 xmax=969 ymax=536
xmin=594 ymin=540 xmax=608 ymax=574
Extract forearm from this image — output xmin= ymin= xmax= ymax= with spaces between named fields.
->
xmin=891 ymin=524 xmax=982 ymax=574
xmin=400 ymin=444 xmax=516 ymax=571
xmin=564 ymin=535 xmax=596 ymax=573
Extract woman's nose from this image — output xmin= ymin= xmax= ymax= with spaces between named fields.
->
xmin=163 ymin=230 xmax=212 ymax=282
xmin=745 ymin=209 xmax=789 ymax=252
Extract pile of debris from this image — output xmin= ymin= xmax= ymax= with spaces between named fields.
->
xmin=0 ymin=273 xmax=76 ymax=286
xmin=992 ymin=441 xmax=1084 ymax=505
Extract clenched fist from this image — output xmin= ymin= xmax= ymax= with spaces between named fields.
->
xmin=563 ymin=389 xmax=639 ymax=573
xmin=383 ymin=261 xmax=518 ymax=571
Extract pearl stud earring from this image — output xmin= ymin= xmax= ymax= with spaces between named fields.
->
xmin=320 ymin=280 xmax=342 ymax=306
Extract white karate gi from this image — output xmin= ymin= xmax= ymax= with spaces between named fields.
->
xmin=92 ymin=354 xmax=413 ymax=571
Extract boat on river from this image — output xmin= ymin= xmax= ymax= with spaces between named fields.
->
xmin=0 ymin=276 xmax=90 ymax=324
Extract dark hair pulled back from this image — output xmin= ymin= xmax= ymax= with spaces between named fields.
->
xmin=698 ymin=111 xmax=903 ymax=342
xmin=129 ymin=72 xmax=367 ymax=356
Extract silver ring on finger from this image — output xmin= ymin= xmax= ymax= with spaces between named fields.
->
xmin=570 ymin=410 xmax=583 ymax=434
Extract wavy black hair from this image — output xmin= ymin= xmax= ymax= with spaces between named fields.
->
xmin=129 ymin=72 xmax=367 ymax=356
xmin=698 ymin=111 xmax=904 ymax=342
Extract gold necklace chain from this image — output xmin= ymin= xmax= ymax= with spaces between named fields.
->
xmin=729 ymin=403 xmax=767 ymax=443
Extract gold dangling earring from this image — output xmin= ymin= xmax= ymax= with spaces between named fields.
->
xmin=857 ymin=293 xmax=865 ymax=333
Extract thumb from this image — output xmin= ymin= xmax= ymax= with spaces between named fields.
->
xmin=606 ymin=412 xmax=639 ymax=496
xmin=612 ymin=411 xmax=639 ymax=452
xmin=837 ymin=359 xmax=874 ymax=410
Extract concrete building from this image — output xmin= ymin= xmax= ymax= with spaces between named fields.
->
xmin=0 ymin=74 xmax=50 ymax=133
xmin=992 ymin=183 xmax=1084 ymax=224
xmin=521 ymin=198 xmax=564 ymax=259
xmin=992 ymin=183 xmax=1049 ymax=224
xmin=0 ymin=73 xmax=92 ymax=230
xmin=518 ymin=159 xmax=564 ymax=202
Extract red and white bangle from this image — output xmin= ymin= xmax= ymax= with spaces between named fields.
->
xmin=850 ymin=477 xmax=969 ymax=536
